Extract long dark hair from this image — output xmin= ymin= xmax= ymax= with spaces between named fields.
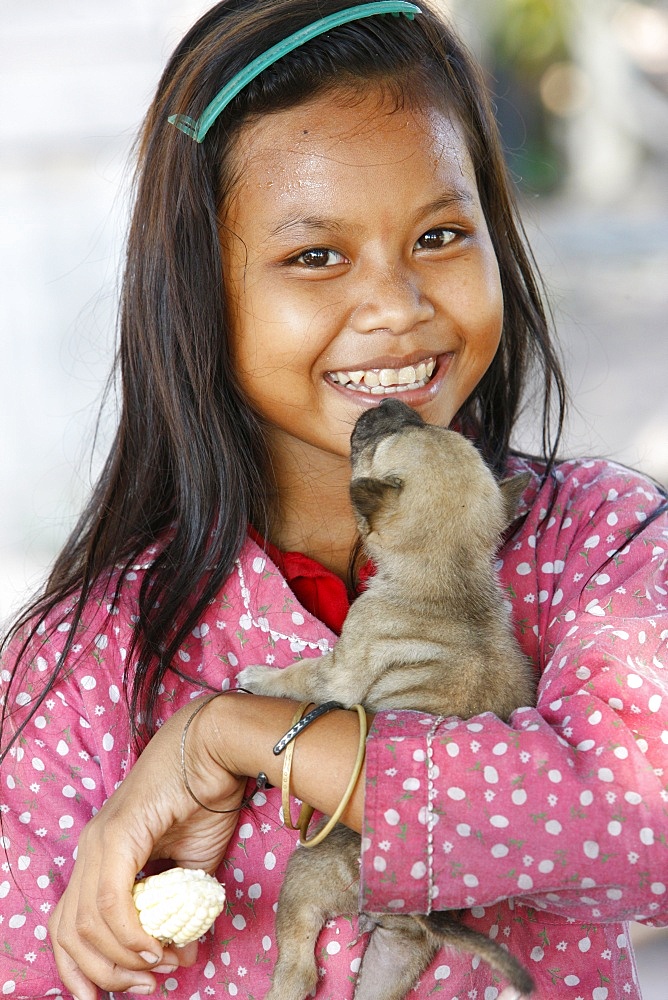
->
xmin=1 ymin=0 xmax=567 ymax=753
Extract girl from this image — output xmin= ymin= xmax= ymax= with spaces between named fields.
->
xmin=1 ymin=2 xmax=667 ymax=998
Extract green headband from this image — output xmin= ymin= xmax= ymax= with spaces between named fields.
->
xmin=168 ymin=1 xmax=422 ymax=142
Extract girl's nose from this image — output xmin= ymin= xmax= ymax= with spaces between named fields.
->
xmin=349 ymin=263 xmax=435 ymax=336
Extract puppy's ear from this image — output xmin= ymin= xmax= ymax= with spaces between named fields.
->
xmin=350 ymin=475 xmax=403 ymax=531
xmin=498 ymin=472 xmax=531 ymax=526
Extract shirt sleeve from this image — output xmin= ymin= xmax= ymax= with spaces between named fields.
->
xmin=360 ymin=460 xmax=668 ymax=927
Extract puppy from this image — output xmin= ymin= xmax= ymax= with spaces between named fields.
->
xmin=238 ymin=398 xmax=536 ymax=1000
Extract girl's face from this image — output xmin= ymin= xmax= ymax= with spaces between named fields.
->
xmin=221 ymin=87 xmax=503 ymax=473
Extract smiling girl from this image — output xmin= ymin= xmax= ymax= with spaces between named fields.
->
xmin=1 ymin=3 xmax=667 ymax=999
xmin=224 ymin=88 xmax=504 ymax=575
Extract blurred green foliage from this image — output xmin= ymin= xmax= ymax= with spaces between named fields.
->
xmin=485 ymin=0 xmax=576 ymax=193
xmin=490 ymin=0 xmax=573 ymax=74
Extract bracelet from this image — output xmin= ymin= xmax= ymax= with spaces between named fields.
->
xmin=180 ymin=691 xmax=268 ymax=814
xmin=276 ymin=701 xmax=343 ymax=830
xmin=298 ymin=704 xmax=368 ymax=849
xmin=280 ymin=701 xmax=312 ymax=830
xmin=272 ymin=700 xmax=344 ymax=755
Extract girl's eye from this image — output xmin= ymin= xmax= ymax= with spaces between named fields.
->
xmin=415 ymin=228 xmax=458 ymax=251
xmin=294 ymin=248 xmax=347 ymax=268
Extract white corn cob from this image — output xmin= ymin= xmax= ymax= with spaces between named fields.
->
xmin=132 ymin=867 xmax=226 ymax=946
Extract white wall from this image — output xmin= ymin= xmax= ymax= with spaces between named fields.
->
xmin=0 ymin=0 xmax=213 ymax=620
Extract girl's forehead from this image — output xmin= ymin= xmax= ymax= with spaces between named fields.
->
xmin=223 ymin=88 xmax=479 ymax=226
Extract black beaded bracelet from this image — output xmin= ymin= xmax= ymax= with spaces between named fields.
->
xmin=272 ymin=700 xmax=344 ymax=756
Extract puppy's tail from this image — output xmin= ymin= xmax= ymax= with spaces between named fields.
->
xmin=418 ymin=911 xmax=535 ymax=996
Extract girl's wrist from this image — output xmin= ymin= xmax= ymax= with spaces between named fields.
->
xmin=196 ymin=691 xmax=295 ymax=779
xmin=196 ymin=692 xmax=372 ymax=833
xmin=176 ymin=694 xmax=249 ymax=812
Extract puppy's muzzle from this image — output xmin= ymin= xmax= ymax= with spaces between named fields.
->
xmin=350 ymin=398 xmax=425 ymax=461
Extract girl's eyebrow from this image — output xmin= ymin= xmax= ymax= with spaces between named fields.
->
xmin=420 ymin=190 xmax=476 ymax=216
xmin=269 ymin=215 xmax=347 ymax=239
xmin=268 ymin=189 xmax=476 ymax=240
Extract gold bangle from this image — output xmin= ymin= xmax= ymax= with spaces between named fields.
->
xmin=298 ymin=704 xmax=368 ymax=848
xmin=281 ymin=701 xmax=312 ymax=829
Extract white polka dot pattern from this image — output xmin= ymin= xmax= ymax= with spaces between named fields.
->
xmin=1 ymin=456 xmax=666 ymax=998
xmin=361 ymin=457 xmax=667 ymax=998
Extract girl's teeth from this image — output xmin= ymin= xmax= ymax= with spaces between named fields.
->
xmin=329 ymin=358 xmax=436 ymax=393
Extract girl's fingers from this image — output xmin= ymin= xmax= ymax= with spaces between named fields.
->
xmin=48 ymin=948 xmax=100 ymax=1000
xmin=164 ymin=940 xmax=199 ymax=968
xmin=51 ymin=840 xmax=166 ymax=984
xmin=51 ymin=891 xmax=198 ymax=998
xmin=77 ymin=830 xmax=165 ymax=962
xmin=49 ymin=897 xmax=160 ymax=998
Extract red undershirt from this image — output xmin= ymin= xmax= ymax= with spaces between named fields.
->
xmin=248 ymin=527 xmax=373 ymax=636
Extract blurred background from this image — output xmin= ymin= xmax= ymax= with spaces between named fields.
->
xmin=0 ymin=0 xmax=667 ymax=989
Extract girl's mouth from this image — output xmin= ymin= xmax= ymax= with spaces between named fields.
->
xmin=326 ymin=357 xmax=437 ymax=395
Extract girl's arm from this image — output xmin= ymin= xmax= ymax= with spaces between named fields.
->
xmin=47 ymin=692 xmax=370 ymax=999
xmin=359 ymin=460 xmax=668 ymax=923
xmin=198 ymin=690 xmax=371 ymax=832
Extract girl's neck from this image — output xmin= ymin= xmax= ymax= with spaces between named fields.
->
xmin=265 ymin=441 xmax=358 ymax=580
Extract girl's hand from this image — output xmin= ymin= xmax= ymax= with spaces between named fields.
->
xmin=48 ymin=696 xmax=246 ymax=1000
xmin=49 ymin=690 xmax=368 ymax=998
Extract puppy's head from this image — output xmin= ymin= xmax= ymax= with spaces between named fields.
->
xmin=349 ymin=400 xmax=529 ymax=563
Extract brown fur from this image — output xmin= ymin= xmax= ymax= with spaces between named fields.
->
xmin=238 ymin=398 xmax=536 ymax=999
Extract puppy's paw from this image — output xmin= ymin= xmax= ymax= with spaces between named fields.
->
xmin=265 ymin=959 xmax=318 ymax=1000
xmin=237 ymin=664 xmax=280 ymax=695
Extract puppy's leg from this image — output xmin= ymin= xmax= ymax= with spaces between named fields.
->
xmin=353 ymin=914 xmax=440 ymax=1000
xmin=267 ymin=824 xmax=360 ymax=1000
xmin=237 ymin=652 xmax=335 ymax=702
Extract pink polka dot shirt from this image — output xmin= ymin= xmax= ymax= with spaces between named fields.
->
xmin=1 ymin=455 xmax=667 ymax=999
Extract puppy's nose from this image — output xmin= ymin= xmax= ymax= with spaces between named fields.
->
xmin=350 ymin=399 xmax=424 ymax=456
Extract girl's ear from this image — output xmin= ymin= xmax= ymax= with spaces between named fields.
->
xmin=498 ymin=471 xmax=532 ymax=526
xmin=350 ymin=475 xmax=404 ymax=531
